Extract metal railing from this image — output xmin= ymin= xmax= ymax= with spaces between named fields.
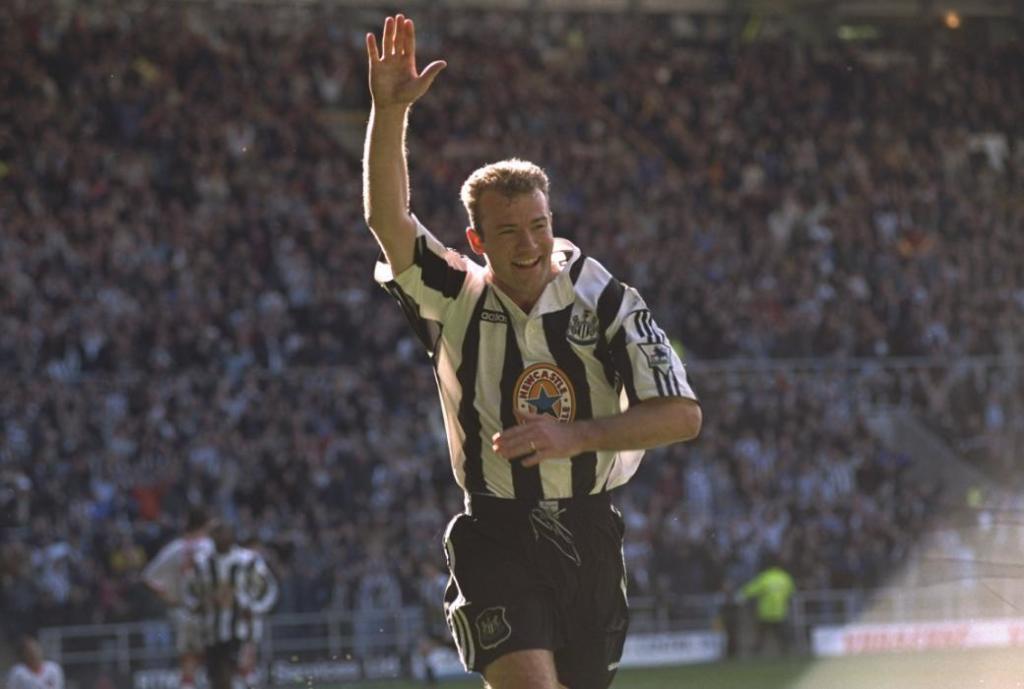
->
xmin=38 ymin=583 xmax=1024 ymax=679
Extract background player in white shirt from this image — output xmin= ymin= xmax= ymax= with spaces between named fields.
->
xmin=6 ymin=635 xmax=64 ymax=689
xmin=141 ymin=507 xmax=213 ymax=689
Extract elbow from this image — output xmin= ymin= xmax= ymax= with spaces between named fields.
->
xmin=365 ymin=211 xmax=413 ymax=233
xmin=677 ymin=399 xmax=702 ymax=442
xmin=364 ymin=212 xmax=383 ymax=233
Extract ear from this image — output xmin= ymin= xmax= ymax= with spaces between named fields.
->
xmin=466 ymin=226 xmax=485 ymax=256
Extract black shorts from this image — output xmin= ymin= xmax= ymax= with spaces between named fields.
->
xmin=442 ymin=491 xmax=629 ymax=689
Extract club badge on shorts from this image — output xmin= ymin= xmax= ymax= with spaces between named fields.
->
xmin=514 ymin=363 xmax=576 ymax=423
xmin=476 ymin=606 xmax=512 ymax=649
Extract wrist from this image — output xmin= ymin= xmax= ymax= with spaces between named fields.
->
xmin=569 ymin=419 xmax=596 ymax=456
xmin=372 ymin=102 xmax=412 ymax=117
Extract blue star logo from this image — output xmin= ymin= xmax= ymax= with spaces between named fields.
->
xmin=527 ymin=387 xmax=561 ymax=417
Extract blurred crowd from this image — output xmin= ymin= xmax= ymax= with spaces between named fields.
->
xmin=1 ymin=0 xmax=1021 ymax=640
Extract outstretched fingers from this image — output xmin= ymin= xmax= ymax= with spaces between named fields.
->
xmin=366 ymin=32 xmax=379 ymax=62
xmin=367 ymin=13 xmax=445 ymax=104
xmin=375 ymin=14 xmax=413 ymax=61
xmin=382 ymin=14 xmax=396 ymax=56
xmin=392 ymin=14 xmax=404 ymax=57
xmin=404 ymin=17 xmax=415 ymax=62
xmin=419 ymin=59 xmax=447 ymax=86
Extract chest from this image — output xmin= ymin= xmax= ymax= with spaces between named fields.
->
xmin=200 ymin=554 xmax=247 ymax=586
xmin=14 ymin=666 xmax=59 ymax=689
xmin=476 ymin=296 xmax=602 ymax=361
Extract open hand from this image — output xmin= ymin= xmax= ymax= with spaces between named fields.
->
xmin=366 ymin=14 xmax=446 ymax=110
xmin=492 ymin=414 xmax=586 ymax=468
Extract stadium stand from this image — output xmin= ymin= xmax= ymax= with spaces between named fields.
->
xmin=0 ymin=0 xmax=1021 ymax=682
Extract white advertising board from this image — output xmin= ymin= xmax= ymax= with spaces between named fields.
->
xmin=813 ymin=618 xmax=1024 ymax=657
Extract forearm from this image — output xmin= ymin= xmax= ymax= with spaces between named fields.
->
xmin=494 ymin=397 xmax=700 ymax=465
xmin=181 ymin=574 xmax=205 ymax=612
xmin=238 ymin=559 xmax=279 ymax=614
xmin=247 ymin=577 xmax=278 ymax=614
xmin=362 ymin=104 xmax=416 ymax=269
xmin=143 ymin=580 xmax=173 ymax=604
xmin=572 ymin=397 xmax=701 ymax=454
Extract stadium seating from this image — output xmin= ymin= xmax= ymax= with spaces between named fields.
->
xmin=1 ymin=2 xmax=1020 ymax=646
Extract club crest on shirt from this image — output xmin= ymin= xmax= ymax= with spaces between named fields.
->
xmin=475 ymin=606 xmax=512 ymax=650
xmin=638 ymin=342 xmax=674 ymax=375
xmin=567 ymin=308 xmax=600 ymax=345
xmin=514 ymin=363 xmax=576 ymax=423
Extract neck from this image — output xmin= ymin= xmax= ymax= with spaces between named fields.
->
xmin=515 ymin=297 xmax=538 ymax=312
xmin=491 ymin=277 xmax=540 ymax=313
xmin=488 ymin=267 xmax=558 ymax=314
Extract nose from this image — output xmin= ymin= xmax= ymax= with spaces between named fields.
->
xmin=517 ymin=229 xmax=537 ymax=250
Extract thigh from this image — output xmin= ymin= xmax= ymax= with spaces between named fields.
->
xmin=238 ymin=641 xmax=258 ymax=674
xmin=205 ymin=642 xmax=239 ymax=689
xmin=174 ymin=610 xmax=205 ymax=655
xmin=484 ymin=648 xmax=565 ymax=689
xmin=554 ymin=508 xmax=629 ymax=689
xmin=443 ymin=514 xmax=559 ymax=674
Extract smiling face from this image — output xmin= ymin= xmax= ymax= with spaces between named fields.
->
xmin=466 ymin=188 xmax=556 ymax=312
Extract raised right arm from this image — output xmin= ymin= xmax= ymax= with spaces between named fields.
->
xmin=362 ymin=14 xmax=446 ymax=275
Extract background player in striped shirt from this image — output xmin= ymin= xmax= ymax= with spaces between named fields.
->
xmin=141 ymin=506 xmax=212 ymax=689
xmin=183 ymin=522 xmax=278 ymax=689
xmin=364 ymin=14 xmax=701 ymax=689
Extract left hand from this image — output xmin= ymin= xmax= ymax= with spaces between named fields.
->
xmin=367 ymin=14 xmax=447 ymax=110
xmin=492 ymin=414 xmax=585 ymax=468
xmin=216 ymin=586 xmax=234 ymax=607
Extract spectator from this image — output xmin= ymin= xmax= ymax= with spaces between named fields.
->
xmin=738 ymin=552 xmax=797 ymax=656
xmin=0 ymin=1 xmax=1017 ymax=640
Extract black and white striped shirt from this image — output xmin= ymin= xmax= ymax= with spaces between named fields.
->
xmin=376 ymin=218 xmax=696 ymax=500
xmin=183 ymin=546 xmax=278 ymax=645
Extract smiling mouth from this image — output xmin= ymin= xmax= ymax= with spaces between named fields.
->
xmin=512 ymin=257 xmax=542 ymax=269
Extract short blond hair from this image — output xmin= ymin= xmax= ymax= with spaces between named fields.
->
xmin=460 ymin=159 xmax=550 ymax=236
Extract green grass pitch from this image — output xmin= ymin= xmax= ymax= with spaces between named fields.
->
xmin=345 ymin=648 xmax=1024 ymax=689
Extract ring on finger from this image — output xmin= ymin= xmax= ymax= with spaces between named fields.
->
xmin=529 ymin=440 xmax=537 ymax=453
